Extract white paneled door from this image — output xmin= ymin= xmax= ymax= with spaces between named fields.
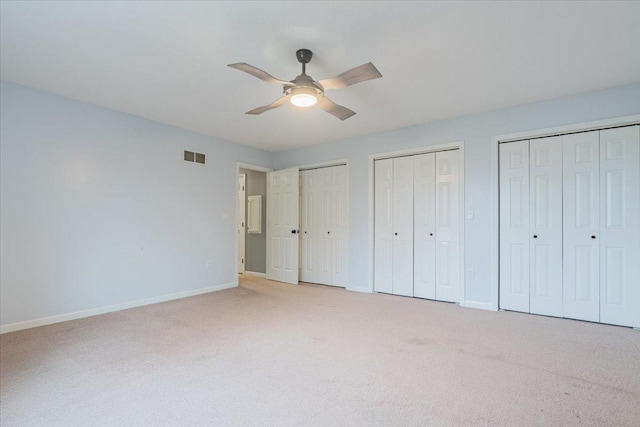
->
xmin=299 ymin=165 xmax=349 ymax=287
xmin=434 ymin=150 xmax=460 ymax=302
xmin=598 ymin=126 xmax=640 ymax=327
xmin=374 ymin=159 xmax=394 ymax=294
xmin=392 ymin=156 xmax=415 ymax=297
xmin=267 ymin=167 xmax=300 ymax=284
xmin=300 ymin=169 xmax=319 ymax=283
xmin=237 ymin=174 xmax=246 ymax=274
xmin=563 ymin=131 xmax=600 ymax=322
xmin=331 ymin=165 xmax=349 ymax=287
xmin=529 ymin=137 xmax=563 ymax=317
xmin=499 ymin=140 xmax=530 ymax=313
xmin=374 ymin=150 xmax=461 ymax=302
xmin=318 ymin=167 xmax=333 ymax=285
xmin=413 ymin=153 xmax=436 ymax=299
xmin=499 ymin=125 xmax=640 ymax=328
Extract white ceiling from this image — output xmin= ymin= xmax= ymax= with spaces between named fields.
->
xmin=2 ymin=1 xmax=640 ymax=152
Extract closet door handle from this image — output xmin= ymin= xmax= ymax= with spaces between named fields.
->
xmin=429 ymin=233 xmax=433 ymax=236
xmin=327 ymin=231 xmax=330 ymax=234
xmin=533 ymin=235 xmax=538 ymax=239
xmin=394 ymin=232 xmax=398 ymax=236
xmin=591 ymin=235 xmax=596 ymax=239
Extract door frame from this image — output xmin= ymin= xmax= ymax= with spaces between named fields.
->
xmin=368 ymin=141 xmax=466 ymax=304
xmin=235 ymin=162 xmax=272 ymax=286
xmin=490 ymin=114 xmax=640 ymax=311
xmin=238 ymin=173 xmax=246 ymax=274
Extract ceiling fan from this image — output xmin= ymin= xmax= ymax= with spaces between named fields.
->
xmin=228 ymin=49 xmax=382 ymax=121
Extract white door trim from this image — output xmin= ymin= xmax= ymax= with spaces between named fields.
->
xmin=368 ymin=141 xmax=466 ymax=305
xmin=490 ymin=114 xmax=640 ymax=311
xmin=238 ymin=173 xmax=246 ymax=274
xmin=297 ymin=158 xmax=349 ymax=171
xmin=235 ymin=162 xmax=272 ymax=286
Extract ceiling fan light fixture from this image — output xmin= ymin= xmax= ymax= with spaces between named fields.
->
xmin=229 ymin=49 xmax=381 ymax=119
xmin=290 ymin=87 xmax=318 ymax=107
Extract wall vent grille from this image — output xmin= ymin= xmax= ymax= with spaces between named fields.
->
xmin=184 ymin=150 xmax=206 ymax=164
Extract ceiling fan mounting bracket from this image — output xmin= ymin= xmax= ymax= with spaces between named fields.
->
xmin=296 ymin=49 xmax=313 ymax=64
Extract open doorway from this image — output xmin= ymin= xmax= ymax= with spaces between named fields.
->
xmin=238 ymin=166 xmax=268 ymax=277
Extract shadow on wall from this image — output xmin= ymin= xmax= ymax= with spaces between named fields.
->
xmin=240 ymin=168 xmax=267 ymax=274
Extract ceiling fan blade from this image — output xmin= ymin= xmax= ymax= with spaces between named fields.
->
xmin=246 ymin=95 xmax=289 ymax=115
xmin=317 ymin=96 xmax=356 ymax=121
xmin=228 ymin=62 xmax=294 ymax=86
xmin=318 ymin=62 xmax=382 ymax=90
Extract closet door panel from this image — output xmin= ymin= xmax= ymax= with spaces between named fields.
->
xmin=316 ymin=168 xmax=333 ymax=285
xmin=435 ymin=150 xmax=460 ymax=302
xmin=413 ymin=153 xmax=436 ymax=299
xmin=499 ymin=141 xmax=530 ymax=313
xmin=300 ymin=170 xmax=318 ymax=283
xmin=392 ymin=156 xmax=415 ymax=297
xmin=563 ymin=131 xmax=600 ymax=322
xmin=332 ymin=165 xmax=349 ymax=287
xmin=599 ymin=126 xmax=640 ymax=327
xmin=529 ymin=137 xmax=563 ymax=317
xmin=374 ymin=159 xmax=394 ymax=293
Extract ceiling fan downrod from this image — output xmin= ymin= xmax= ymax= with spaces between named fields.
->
xmin=296 ymin=48 xmax=313 ymax=75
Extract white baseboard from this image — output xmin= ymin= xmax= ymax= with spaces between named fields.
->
xmin=243 ymin=271 xmax=266 ymax=278
xmin=462 ymin=300 xmax=497 ymax=311
xmin=0 ymin=282 xmax=237 ymax=334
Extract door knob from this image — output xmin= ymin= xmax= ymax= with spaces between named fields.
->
xmin=591 ymin=235 xmax=596 ymax=239
xmin=304 ymin=231 xmax=307 ymax=234
xmin=429 ymin=233 xmax=433 ymax=236
xmin=327 ymin=231 xmax=330 ymax=234
xmin=291 ymin=230 xmax=298 ymax=234
xmin=394 ymin=232 xmax=398 ymax=236
xmin=533 ymin=235 xmax=538 ymax=238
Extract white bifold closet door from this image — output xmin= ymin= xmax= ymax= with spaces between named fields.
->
xmin=300 ymin=165 xmax=348 ymax=287
xmin=374 ymin=158 xmax=394 ymax=294
xmin=300 ymin=169 xmax=324 ymax=284
xmin=500 ymin=125 xmax=639 ymax=327
xmin=563 ymin=131 xmax=600 ymax=322
xmin=375 ymin=156 xmax=415 ymax=296
xmin=529 ymin=137 xmax=563 ymax=316
xmin=500 ymin=136 xmax=563 ymax=315
xmin=413 ymin=153 xmax=436 ymax=299
xmin=374 ymin=150 xmax=460 ymax=301
xmin=331 ymin=165 xmax=349 ymax=287
xmin=434 ymin=150 xmax=461 ymax=302
xmin=392 ymin=156 xmax=415 ymax=297
xmin=598 ymin=126 xmax=639 ymax=327
xmin=499 ymin=140 xmax=531 ymax=312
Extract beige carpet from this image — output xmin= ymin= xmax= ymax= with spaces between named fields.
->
xmin=1 ymin=275 xmax=639 ymax=426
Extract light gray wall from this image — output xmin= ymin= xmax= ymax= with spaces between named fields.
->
xmin=0 ymin=81 xmax=273 ymax=327
xmin=2 ymin=79 xmax=639 ymax=328
xmin=239 ymin=168 xmax=267 ymax=273
xmin=273 ymin=82 xmax=640 ymax=306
